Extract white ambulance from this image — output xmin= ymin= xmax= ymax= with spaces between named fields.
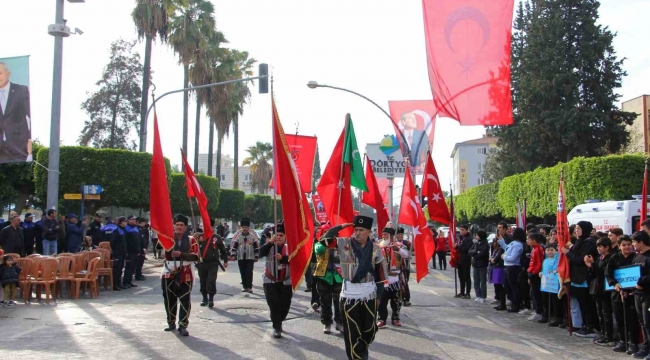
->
xmin=567 ymin=197 xmax=650 ymax=235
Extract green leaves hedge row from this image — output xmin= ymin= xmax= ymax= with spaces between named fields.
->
xmin=453 ymin=154 xmax=646 ymax=222
xmin=215 ymin=189 xmax=245 ymax=220
xmin=169 ymin=173 xmax=219 ymax=216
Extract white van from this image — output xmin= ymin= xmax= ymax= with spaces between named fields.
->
xmin=567 ymin=198 xmax=650 ymax=235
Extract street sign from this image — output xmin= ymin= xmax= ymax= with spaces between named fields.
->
xmin=85 ymin=194 xmax=101 ymax=200
xmin=64 ymin=193 xmax=82 ymax=200
xmin=82 ymin=185 xmax=104 ymax=195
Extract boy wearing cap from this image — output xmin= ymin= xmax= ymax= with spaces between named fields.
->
xmin=161 ymin=214 xmax=199 ymax=337
xmin=259 ymin=221 xmax=293 ymax=338
xmin=229 ymin=217 xmax=260 ymax=293
xmin=320 ymin=215 xmax=388 ymax=360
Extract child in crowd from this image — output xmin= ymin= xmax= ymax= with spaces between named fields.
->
xmin=527 ymin=233 xmax=546 ymax=322
xmin=541 ymin=243 xmax=565 ymax=327
xmin=0 ymin=255 xmax=21 ymax=306
xmin=585 ymin=237 xmax=614 ymax=346
xmin=631 ymin=231 xmax=650 ymax=359
xmin=606 ymin=235 xmax=639 ymax=354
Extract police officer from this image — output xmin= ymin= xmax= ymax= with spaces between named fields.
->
xmin=100 ymin=217 xmax=117 ymax=245
xmin=134 ymin=218 xmax=149 ymax=281
xmin=87 ymin=213 xmax=103 ymax=246
xmin=110 ymin=217 xmax=128 ymax=291
xmin=124 ymin=215 xmax=140 ymax=288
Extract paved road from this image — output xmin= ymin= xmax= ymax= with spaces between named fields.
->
xmin=0 ymin=258 xmax=632 ymax=359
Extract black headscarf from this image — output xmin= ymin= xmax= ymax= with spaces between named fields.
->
xmin=577 ymin=221 xmax=593 ymax=241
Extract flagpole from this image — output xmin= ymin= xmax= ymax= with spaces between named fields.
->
xmin=335 ymin=116 xmax=348 ymax=226
xmin=272 ymin=83 xmax=278 ymax=228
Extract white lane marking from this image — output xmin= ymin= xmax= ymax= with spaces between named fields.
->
xmin=133 ymin=287 xmax=152 ymax=295
xmin=7 ymin=325 xmax=47 ymax=340
xmin=446 ymin=300 xmax=458 ymax=307
xmin=428 ymin=289 xmax=440 ymax=296
xmin=476 ymin=316 xmax=494 ymax=325
xmin=520 ymin=339 xmax=553 ymax=354
xmin=262 ymin=331 xmax=272 ymax=342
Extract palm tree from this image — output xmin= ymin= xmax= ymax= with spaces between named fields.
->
xmin=228 ymin=50 xmax=256 ymax=189
xmin=189 ymin=32 xmax=227 ymax=172
xmin=243 ymin=141 xmax=273 ymax=194
xmin=131 ymin=0 xmax=180 ymax=152
xmin=168 ymin=0 xmax=215 ymax=156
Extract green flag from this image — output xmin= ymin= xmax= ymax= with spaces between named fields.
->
xmin=342 ymin=114 xmax=368 ymax=191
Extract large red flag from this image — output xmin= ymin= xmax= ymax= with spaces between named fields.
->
xmin=361 ymin=157 xmax=390 ymax=232
xmin=641 ymin=162 xmax=648 ymax=231
xmin=422 ymin=0 xmax=515 ymax=126
xmin=556 ymin=173 xmax=571 ymax=297
xmin=181 ymin=150 xmax=213 ymax=240
xmin=316 ymin=122 xmax=354 ymax=238
xmin=271 ymin=134 xmax=318 ymax=194
xmin=388 ymin=100 xmax=438 ymax=169
xmin=272 ymin=97 xmax=315 ymax=291
xmin=149 ymin=111 xmax=174 ymax=250
xmin=398 ymin=167 xmax=434 ymax=282
xmin=421 ymin=152 xmax=451 ymax=224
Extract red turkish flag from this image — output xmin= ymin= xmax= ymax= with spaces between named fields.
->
xmin=272 ymin=97 xmax=315 ymax=291
xmin=398 ymin=167 xmax=434 ymax=282
xmin=388 ymin=100 xmax=438 ymax=168
xmin=421 ymin=152 xmax=451 ymax=224
xmin=271 ymin=134 xmax=317 ymax=194
xmin=641 ymin=163 xmax=648 ymax=230
xmin=361 ymin=157 xmax=390 ymax=232
xmin=181 ymin=150 xmax=212 ymax=240
xmin=422 ymin=0 xmax=515 ymax=125
xmin=149 ymin=111 xmax=174 ymax=250
xmin=316 ymin=123 xmax=354 ymax=238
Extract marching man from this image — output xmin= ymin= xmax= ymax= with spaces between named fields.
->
xmin=161 ymin=214 xmax=199 ymax=337
xmin=320 ymin=215 xmax=388 ymax=360
xmin=377 ymin=223 xmax=409 ymax=328
xmin=259 ymin=221 xmax=293 ymax=338
xmin=229 ymin=217 xmax=260 ymax=293
xmin=313 ymin=222 xmax=343 ymax=334
xmin=196 ymin=220 xmax=229 ymax=308
xmin=396 ymin=227 xmax=412 ymax=306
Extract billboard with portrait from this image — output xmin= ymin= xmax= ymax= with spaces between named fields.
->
xmin=388 ymin=100 xmax=436 ymax=174
xmin=0 ymin=55 xmax=31 ymax=163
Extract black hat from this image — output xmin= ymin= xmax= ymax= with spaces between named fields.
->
xmin=397 ymin=227 xmax=405 ymax=234
xmin=136 ymin=217 xmax=145 ymax=223
xmin=94 ymin=212 xmax=102 ymax=218
xmin=127 ymin=215 xmax=137 ymax=221
xmin=174 ymin=214 xmax=189 ymax=225
xmin=353 ymin=215 xmax=373 ymax=230
xmin=240 ymin=217 xmax=251 ymax=227
xmin=382 ymin=222 xmax=395 ymax=236
xmin=276 ymin=222 xmax=285 ymax=234
xmin=25 ymin=213 xmax=33 ymax=219
xmin=195 ymin=227 xmax=204 ymax=233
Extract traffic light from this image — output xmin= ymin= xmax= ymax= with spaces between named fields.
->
xmin=259 ymin=63 xmax=268 ymax=94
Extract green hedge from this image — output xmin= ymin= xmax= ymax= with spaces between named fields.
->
xmin=454 ymin=154 xmax=646 ymax=221
xmin=169 ymin=173 xmax=219 ymax=216
xmin=34 ymin=146 xmax=172 ymax=210
xmin=215 ymin=189 xmax=245 ymax=220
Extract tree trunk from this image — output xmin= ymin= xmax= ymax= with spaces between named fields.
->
xmin=182 ymin=64 xmax=189 ymax=156
xmin=139 ymin=35 xmax=152 ymax=152
xmin=216 ymin=128 xmax=222 ymax=187
xmin=233 ymin=114 xmax=239 ymax=189
xmin=15 ymin=192 xmax=29 ymax=213
xmin=109 ymin=103 xmax=119 ymax=148
xmin=207 ymin=117 xmax=214 ymax=177
xmin=194 ymin=99 xmax=201 ymax=173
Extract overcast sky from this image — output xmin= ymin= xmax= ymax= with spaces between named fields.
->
xmin=3 ymin=0 xmax=649 ymax=196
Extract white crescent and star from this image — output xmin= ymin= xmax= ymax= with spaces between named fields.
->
xmin=427 ymin=174 xmax=440 ymax=189
xmin=444 ymin=7 xmax=491 ymax=53
xmin=431 ymin=192 xmax=442 ymax=203
xmin=409 ymin=199 xmax=419 ymax=219
xmin=352 ymin=150 xmax=360 ymax=160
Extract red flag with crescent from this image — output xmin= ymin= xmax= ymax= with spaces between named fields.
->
xmin=181 ymin=149 xmax=212 ymax=240
xmin=421 ymin=152 xmax=451 ymax=224
xmin=422 ymin=0 xmax=515 ymax=126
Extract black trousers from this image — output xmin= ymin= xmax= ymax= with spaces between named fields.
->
xmin=543 ymin=292 xmax=565 ymax=323
xmin=595 ymin=293 xmax=614 ymax=340
xmin=305 ymin=267 xmax=314 ymax=289
xmin=519 ymin=271 xmax=531 ymax=310
xmin=135 ymin=253 xmax=145 ymax=278
xmin=112 ymin=254 xmax=125 ymax=288
xmin=402 ymin=271 xmax=411 ymax=303
xmin=263 ymin=282 xmax=293 ymax=330
xmin=378 ymin=284 xmax=402 ymax=321
xmin=437 ymin=251 xmax=447 ymax=270
xmin=162 ymin=278 xmax=192 ymax=328
xmin=340 ymin=297 xmax=377 ymax=360
xmin=635 ymin=295 xmax=650 ymax=346
xmin=198 ymin=264 xmax=219 ymax=295
xmin=238 ymin=260 xmax=255 ymax=289
xmin=35 ymin=237 xmax=43 ymax=254
xmin=316 ymin=279 xmax=341 ymax=325
xmin=24 ymin=239 xmax=34 ymax=256
xmin=530 ymin=276 xmax=544 ymax=315
xmin=495 ymin=284 xmax=506 ymax=307
xmin=613 ymin=295 xmax=639 ymax=345
xmin=458 ymin=261 xmax=471 ymax=295
xmin=505 ymin=266 xmax=521 ymax=310
xmin=572 ymin=286 xmax=596 ymax=330
xmin=123 ymin=253 xmax=137 ymax=285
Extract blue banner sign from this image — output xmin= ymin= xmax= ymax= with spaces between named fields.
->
xmin=541 ymin=271 xmax=560 ymax=294
xmin=605 ymin=265 xmax=641 ymax=291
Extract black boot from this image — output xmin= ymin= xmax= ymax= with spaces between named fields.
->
xmin=208 ymin=293 xmax=215 ymax=308
xmin=200 ymin=292 xmax=208 ymax=307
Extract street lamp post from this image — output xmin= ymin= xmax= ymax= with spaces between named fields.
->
xmin=387 ymin=172 xmax=395 ymax=222
xmin=46 ymin=0 xmax=84 ymax=210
